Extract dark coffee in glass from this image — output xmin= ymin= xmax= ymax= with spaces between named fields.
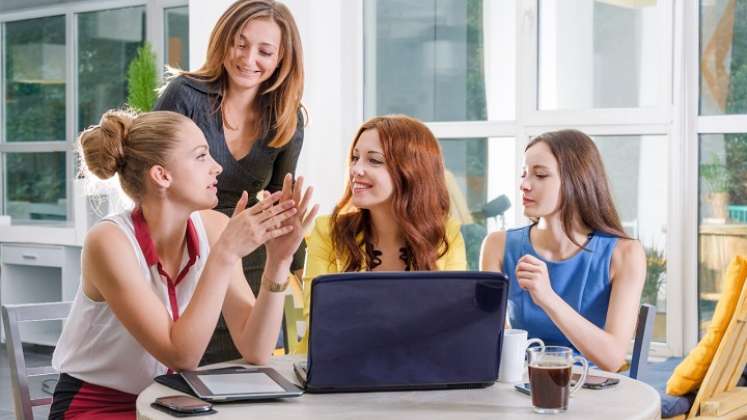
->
xmin=527 ymin=346 xmax=588 ymax=414
xmin=528 ymin=363 xmax=571 ymax=411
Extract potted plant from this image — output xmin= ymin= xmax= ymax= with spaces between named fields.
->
xmin=126 ymin=42 xmax=158 ymax=112
xmin=642 ymin=245 xmax=666 ymax=308
xmin=700 ymin=154 xmax=733 ymax=221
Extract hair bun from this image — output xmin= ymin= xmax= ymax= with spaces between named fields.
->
xmin=79 ymin=109 xmax=136 ymax=180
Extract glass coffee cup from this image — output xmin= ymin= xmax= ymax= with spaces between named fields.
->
xmin=527 ymin=346 xmax=589 ymax=414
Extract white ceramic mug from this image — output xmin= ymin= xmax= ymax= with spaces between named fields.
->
xmin=498 ymin=329 xmax=544 ymax=383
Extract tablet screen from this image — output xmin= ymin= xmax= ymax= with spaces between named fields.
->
xmin=198 ymin=372 xmax=284 ymax=395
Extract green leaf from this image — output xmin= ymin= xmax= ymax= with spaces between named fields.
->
xmin=126 ymin=42 xmax=158 ymax=112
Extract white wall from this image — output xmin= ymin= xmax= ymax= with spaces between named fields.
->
xmin=188 ymin=1 xmax=223 ymax=70
xmin=188 ymin=0 xmax=357 ymax=214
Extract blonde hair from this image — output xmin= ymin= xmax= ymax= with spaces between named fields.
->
xmin=79 ymin=109 xmax=189 ymax=201
xmin=175 ymin=0 xmax=304 ymax=148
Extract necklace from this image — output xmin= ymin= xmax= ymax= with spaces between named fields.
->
xmin=365 ymin=242 xmax=412 ymax=271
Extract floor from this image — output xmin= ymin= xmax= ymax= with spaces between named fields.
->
xmin=1 ymin=344 xmax=53 ymax=420
xmin=635 ymin=356 xmax=683 ymax=390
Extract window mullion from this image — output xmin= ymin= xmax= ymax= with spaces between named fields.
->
xmin=0 ymin=143 xmax=69 ymax=153
xmin=146 ymin=1 xmax=162 ymax=71
xmin=1 ymin=21 xmax=4 ymax=215
xmin=683 ymin=0 xmax=702 ymax=355
xmin=1 ymin=21 xmax=4 ymax=145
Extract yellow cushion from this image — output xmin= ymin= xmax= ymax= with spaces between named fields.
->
xmin=666 ymin=256 xmax=747 ymax=395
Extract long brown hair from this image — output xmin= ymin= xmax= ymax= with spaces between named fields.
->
xmin=330 ymin=115 xmax=450 ymax=271
xmin=526 ymin=129 xmax=629 ymax=248
xmin=176 ymin=0 xmax=304 ymax=147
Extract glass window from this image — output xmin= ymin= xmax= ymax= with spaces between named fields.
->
xmin=439 ymin=137 xmax=517 ymax=270
xmin=698 ymin=133 xmax=747 ymax=336
xmin=364 ymin=0 xmax=515 ymax=121
xmin=538 ymin=1 xmax=660 ymax=110
xmin=4 ymin=152 xmax=67 ymax=222
xmin=165 ymin=6 xmax=189 ymax=70
xmin=700 ymin=0 xmax=747 ymax=115
xmin=593 ymin=135 xmax=669 ymax=342
xmin=3 ymin=15 xmax=66 ymax=142
xmin=77 ymin=6 xmax=145 ymax=131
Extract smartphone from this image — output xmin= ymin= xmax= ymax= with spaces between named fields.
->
xmin=514 ymin=374 xmax=620 ymax=395
xmin=571 ymin=373 xmax=620 ymax=389
xmin=514 ymin=382 xmax=531 ymax=395
xmin=154 ymin=395 xmax=213 ymax=413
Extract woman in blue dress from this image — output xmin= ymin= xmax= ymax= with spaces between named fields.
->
xmin=481 ymin=129 xmax=646 ymax=371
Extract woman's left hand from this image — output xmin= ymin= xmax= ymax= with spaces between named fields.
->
xmin=515 ymin=254 xmax=557 ymax=308
xmin=264 ymin=174 xmax=318 ymax=265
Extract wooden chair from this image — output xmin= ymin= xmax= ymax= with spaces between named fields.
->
xmin=2 ymin=302 xmax=71 ymax=420
xmin=281 ymin=274 xmax=305 ymax=355
xmin=666 ymin=276 xmax=747 ymax=419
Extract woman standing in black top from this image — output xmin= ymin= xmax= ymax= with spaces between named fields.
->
xmin=155 ymin=0 xmax=306 ymax=364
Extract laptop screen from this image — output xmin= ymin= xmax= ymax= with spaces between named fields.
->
xmin=306 ymin=271 xmax=508 ymax=391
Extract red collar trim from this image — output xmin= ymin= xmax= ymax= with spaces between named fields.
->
xmin=131 ymin=208 xmax=201 ymax=268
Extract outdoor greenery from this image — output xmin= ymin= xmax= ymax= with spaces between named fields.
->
xmin=3 ymin=16 xmax=67 ymax=220
xmin=6 ymin=153 xmax=66 ymax=204
xmin=464 ymin=0 xmax=488 ymax=212
xmin=724 ymin=1 xmax=747 ymax=204
xmin=700 ymin=154 xmax=734 ymax=193
xmin=4 ymin=16 xmax=66 ymax=143
xmin=2 ymin=9 xmax=144 ymax=221
xmin=127 ymin=42 xmax=158 ymax=112
xmin=77 ymin=7 xmax=145 ymax=131
xmin=466 ymin=0 xmax=486 ymax=121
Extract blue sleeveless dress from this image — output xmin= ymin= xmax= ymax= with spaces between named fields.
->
xmin=502 ymin=225 xmax=618 ymax=353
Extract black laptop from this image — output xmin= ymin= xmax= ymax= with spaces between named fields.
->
xmin=293 ymin=271 xmax=509 ymax=393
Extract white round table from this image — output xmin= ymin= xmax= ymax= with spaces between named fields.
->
xmin=137 ymin=356 xmax=660 ymax=420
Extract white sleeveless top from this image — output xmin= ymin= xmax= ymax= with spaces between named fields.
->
xmin=52 ymin=209 xmax=210 ymax=395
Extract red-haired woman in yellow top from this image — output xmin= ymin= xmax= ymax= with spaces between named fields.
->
xmin=298 ymin=115 xmax=467 ymax=353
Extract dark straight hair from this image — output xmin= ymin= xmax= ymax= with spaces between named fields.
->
xmin=526 ymin=129 xmax=630 ymax=249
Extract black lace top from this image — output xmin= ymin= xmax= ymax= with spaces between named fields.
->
xmin=365 ymin=241 xmax=413 ymax=271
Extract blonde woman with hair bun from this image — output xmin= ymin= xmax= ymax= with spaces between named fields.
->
xmin=155 ymin=0 xmax=307 ymax=363
xmin=48 ymin=108 xmax=317 ymax=419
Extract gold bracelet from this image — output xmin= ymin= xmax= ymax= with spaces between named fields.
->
xmin=262 ymin=278 xmax=289 ymax=293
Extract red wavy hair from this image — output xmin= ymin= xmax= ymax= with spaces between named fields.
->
xmin=330 ymin=115 xmax=450 ymax=271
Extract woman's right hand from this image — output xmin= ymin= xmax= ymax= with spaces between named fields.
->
xmin=214 ymin=190 xmax=297 ymax=261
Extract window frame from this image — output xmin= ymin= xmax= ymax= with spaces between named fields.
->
xmin=0 ymin=10 xmax=71 ymax=225
xmin=685 ymin=0 xmax=747 ymax=351
xmin=522 ymin=0 xmax=675 ymax=126
xmin=0 ymin=0 xmax=187 ymax=227
xmin=358 ymin=0 xmax=683 ymax=357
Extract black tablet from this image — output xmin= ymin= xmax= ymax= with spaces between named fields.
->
xmin=180 ymin=366 xmax=303 ymax=402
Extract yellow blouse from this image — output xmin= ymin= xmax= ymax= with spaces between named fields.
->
xmin=298 ymin=215 xmax=467 ymax=353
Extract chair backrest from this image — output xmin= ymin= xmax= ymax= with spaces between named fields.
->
xmin=686 ymin=278 xmax=747 ymax=418
xmin=2 ymin=302 xmax=71 ymax=420
xmin=629 ymin=303 xmax=656 ymax=380
xmin=282 ymin=293 xmax=305 ymax=355
xmin=460 ymin=223 xmax=487 ymax=271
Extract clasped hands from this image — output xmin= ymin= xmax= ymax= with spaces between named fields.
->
xmin=219 ymin=173 xmax=318 ymax=263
